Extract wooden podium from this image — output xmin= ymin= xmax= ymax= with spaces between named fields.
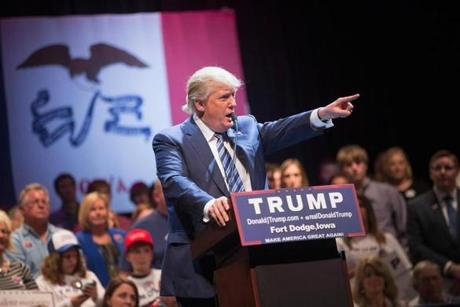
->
xmin=191 ymin=209 xmax=354 ymax=307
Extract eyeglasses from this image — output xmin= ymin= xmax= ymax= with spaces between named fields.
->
xmin=25 ymin=198 xmax=49 ymax=206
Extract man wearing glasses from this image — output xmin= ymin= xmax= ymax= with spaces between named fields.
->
xmin=407 ymin=150 xmax=460 ymax=297
xmin=6 ymin=183 xmax=62 ymax=277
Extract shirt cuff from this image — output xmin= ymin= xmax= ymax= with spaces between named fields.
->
xmin=203 ymin=198 xmax=215 ymax=223
xmin=311 ymin=108 xmax=334 ymax=129
xmin=444 ymin=261 xmax=453 ymax=275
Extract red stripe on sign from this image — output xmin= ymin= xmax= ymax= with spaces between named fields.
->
xmin=161 ymin=10 xmax=248 ymax=125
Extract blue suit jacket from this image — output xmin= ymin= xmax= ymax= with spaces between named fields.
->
xmin=153 ymin=111 xmax=322 ymax=297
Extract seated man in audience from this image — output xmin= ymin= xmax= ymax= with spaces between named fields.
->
xmin=6 ymin=183 xmax=62 ymax=277
xmin=408 ymin=150 xmax=460 ymax=296
xmin=410 ymin=260 xmax=456 ymax=306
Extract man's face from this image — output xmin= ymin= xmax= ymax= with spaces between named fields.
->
xmin=341 ymin=160 xmax=368 ymax=184
xmin=195 ymin=83 xmax=237 ymax=133
xmin=430 ymin=156 xmax=459 ymax=192
xmin=126 ymin=243 xmax=153 ymax=275
xmin=21 ymin=189 xmax=50 ymax=224
xmin=415 ymin=267 xmax=444 ymax=303
xmin=57 ymin=177 xmax=76 ymax=203
xmin=282 ymin=164 xmax=304 ymax=188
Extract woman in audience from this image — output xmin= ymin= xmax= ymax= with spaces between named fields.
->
xmin=87 ymin=179 xmax=132 ymax=230
xmin=36 ymin=229 xmax=105 ymax=306
xmin=77 ymin=192 xmax=126 ymax=287
xmin=280 ymin=158 xmax=309 ymax=188
xmin=336 ymin=195 xmax=414 ymax=301
xmin=378 ymin=147 xmax=429 ymax=202
xmin=0 ymin=209 xmax=37 ymax=289
xmin=102 ymin=277 xmax=139 ymax=307
xmin=353 ymin=257 xmax=403 ymax=307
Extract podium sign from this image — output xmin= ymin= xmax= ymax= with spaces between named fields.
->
xmin=231 ymin=184 xmax=364 ymax=246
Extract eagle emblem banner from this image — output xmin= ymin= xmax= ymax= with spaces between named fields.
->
xmin=1 ymin=11 xmax=248 ymax=213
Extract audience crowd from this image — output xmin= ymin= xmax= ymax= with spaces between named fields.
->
xmin=1 ymin=144 xmax=459 ymax=306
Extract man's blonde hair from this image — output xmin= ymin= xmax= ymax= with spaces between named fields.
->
xmin=336 ymin=145 xmax=369 ymax=169
xmin=18 ymin=183 xmax=49 ymax=206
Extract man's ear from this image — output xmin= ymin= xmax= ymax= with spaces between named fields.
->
xmin=194 ymin=100 xmax=205 ymax=112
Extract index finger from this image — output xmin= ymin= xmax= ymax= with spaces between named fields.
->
xmin=340 ymin=93 xmax=360 ymax=102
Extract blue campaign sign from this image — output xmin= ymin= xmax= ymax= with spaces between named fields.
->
xmin=231 ymin=184 xmax=365 ymax=246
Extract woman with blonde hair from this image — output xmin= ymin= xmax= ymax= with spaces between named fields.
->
xmin=0 ymin=209 xmax=37 ymax=289
xmin=378 ymin=146 xmax=429 ymax=202
xmin=280 ymin=158 xmax=309 ymax=188
xmin=353 ymin=257 xmax=402 ymax=307
xmin=36 ymin=229 xmax=105 ymax=306
xmin=76 ymin=192 xmax=126 ymax=287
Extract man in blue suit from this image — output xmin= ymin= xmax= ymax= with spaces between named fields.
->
xmin=153 ymin=66 xmax=359 ymax=306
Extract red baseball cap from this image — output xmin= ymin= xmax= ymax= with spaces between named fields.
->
xmin=124 ymin=228 xmax=154 ymax=251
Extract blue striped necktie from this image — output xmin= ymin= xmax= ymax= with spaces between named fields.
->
xmin=444 ymin=195 xmax=457 ymax=239
xmin=215 ymin=133 xmax=244 ymax=193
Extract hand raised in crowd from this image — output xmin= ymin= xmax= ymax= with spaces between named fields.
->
xmin=209 ymin=196 xmax=231 ymax=227
xmin=318 ymin=93 xmax=360 ymax=120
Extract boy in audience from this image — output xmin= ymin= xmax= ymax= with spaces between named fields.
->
xmin=125 ymin=228 xmax=161 ymax=307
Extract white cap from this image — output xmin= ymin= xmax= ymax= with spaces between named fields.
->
xmin=48 ymin=229 xmax=80 ymax=253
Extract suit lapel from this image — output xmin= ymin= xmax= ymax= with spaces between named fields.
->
xmin=183 ymin=118 xmax=229 ymax=196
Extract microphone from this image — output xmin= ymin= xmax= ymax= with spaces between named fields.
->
xmin=230 ymin=113 xmax=238 ymax=131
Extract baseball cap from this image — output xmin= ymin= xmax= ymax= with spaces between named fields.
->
xmin=48 ymin=229 xmax=80 ymax=253
xmin=125 ymin=228 xmax=154 ymax=251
